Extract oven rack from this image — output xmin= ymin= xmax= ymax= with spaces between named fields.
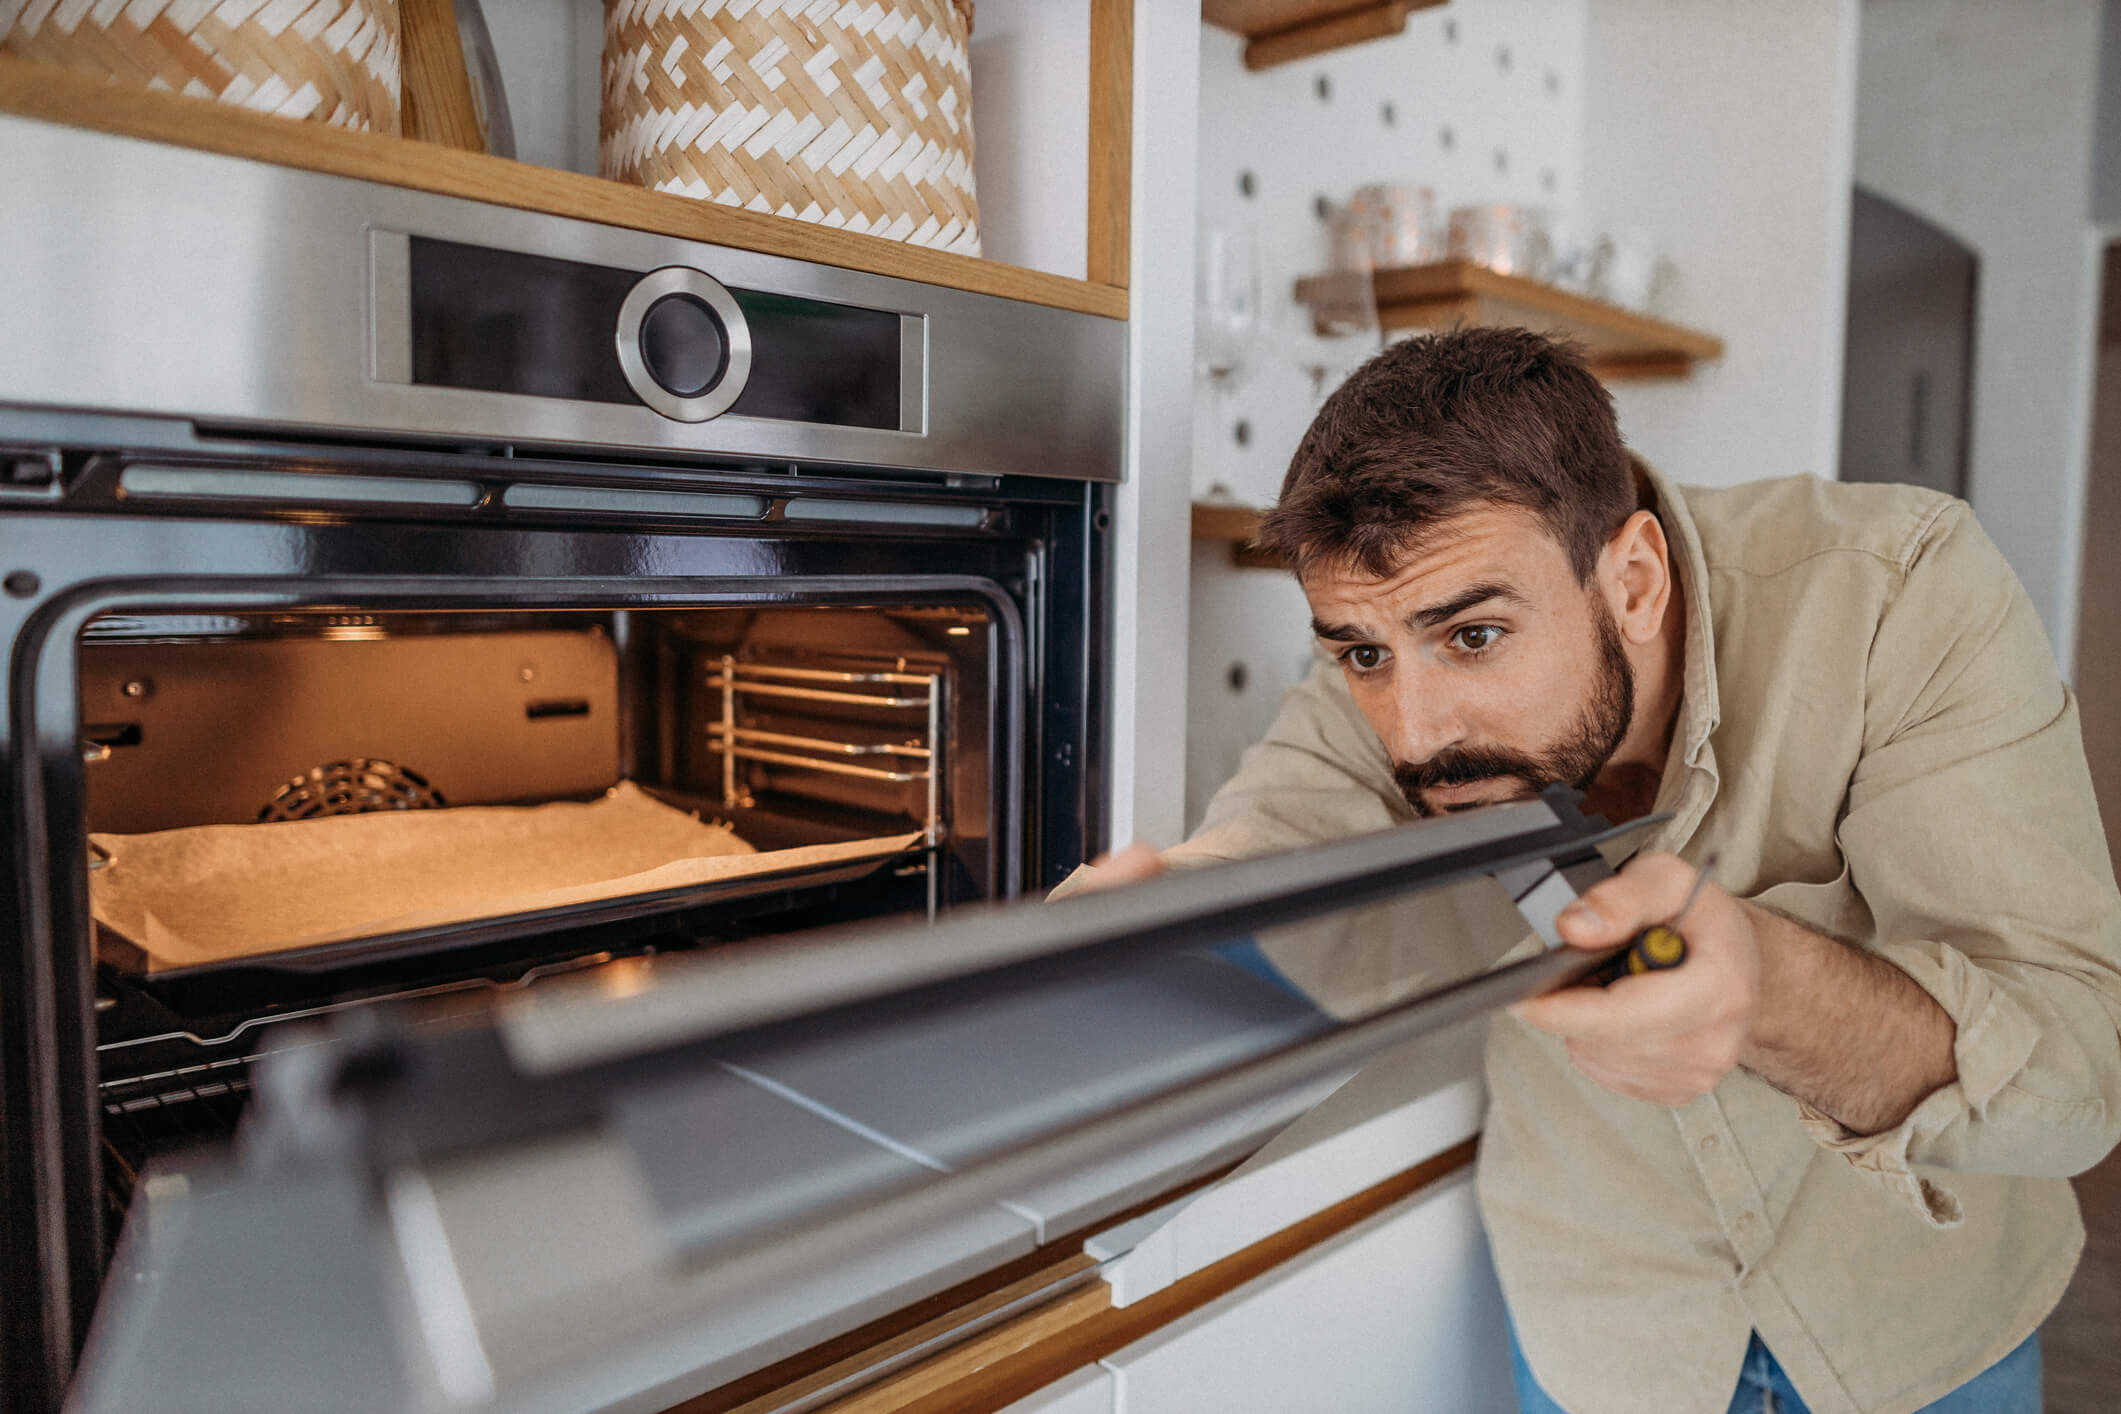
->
xmin=97 ymin=1052 xmax=259 ymax=1241
xmin=706 ymin=658 xmax=944 ymax=840
xmin=707 ymin=659 xmax=945 ymax=919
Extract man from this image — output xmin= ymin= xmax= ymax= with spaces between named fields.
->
xmin=1079 ymin=328 xmax=2121 ymax=1412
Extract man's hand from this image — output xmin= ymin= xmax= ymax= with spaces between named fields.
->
xmin=1073 ymin=842 xmax=1166 ymax=891
xmin=1509 ymin=853 xmax=1762 ymax=1108
xmin=1509 ymin=852 xmax=1958 ymax=1130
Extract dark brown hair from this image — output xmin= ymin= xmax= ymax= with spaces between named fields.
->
xmin=1255 ymin=326 xmax=1635 ymax=582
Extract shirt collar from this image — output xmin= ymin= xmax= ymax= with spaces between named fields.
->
xmin=1637 ymin=456 xmax=1721 ymax=769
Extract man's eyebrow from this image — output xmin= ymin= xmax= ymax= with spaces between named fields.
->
xmin=1310 ymin=618 xmax=1371 ymax=643
xmin=1406 ymin=581 xmax=1530 ymax=629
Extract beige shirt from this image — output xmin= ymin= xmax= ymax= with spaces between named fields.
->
xmin=1143 ymin=471 xmax=2121 ymax=1414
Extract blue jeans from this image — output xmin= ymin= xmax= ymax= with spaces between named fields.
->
xmin=1508 ymin=1324 xmax=2042 ymax=1413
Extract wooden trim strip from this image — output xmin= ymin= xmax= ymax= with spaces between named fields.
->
xmin=668 ymin=1160 xmax=1247 ymax=1414
xmin=399 ymin=0 xmax=484 ymax=152
xmin=705 ymin=1257 xmax=1102 ymax=1414
xmin=820 ymin=1137 xmax=1480 ymax=1414
xmin=1084 ymin=0 xmax=1133 ymax=289
xmin=0 ymin=56 xmax=1127 ymax=321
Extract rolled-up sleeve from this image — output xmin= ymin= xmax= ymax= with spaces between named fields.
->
xmin=1171 ymin=656 xmax=1408 ymax=864
xmin=1799 ymin=502 xmax=2121 ymax=1218
xmin=1045 ymin=657 xmax=1399 ymax=900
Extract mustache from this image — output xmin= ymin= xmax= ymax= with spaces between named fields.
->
xmin=1393 ymin=748 xmax=1548 ymax=796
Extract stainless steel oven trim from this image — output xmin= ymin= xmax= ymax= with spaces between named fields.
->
xmin=369 ymin=230 xmax=412 ymax=386
xmin=899 ymin=312 xmax=927 ymax=436
xmin=0 ymin=117 xmax=1125 ymax=482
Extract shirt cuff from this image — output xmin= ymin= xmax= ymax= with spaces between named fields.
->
xmin=1791 ymin=940 xmax=2042 ymax=1228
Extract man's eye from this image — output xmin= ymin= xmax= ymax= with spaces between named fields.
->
xmin=1343 ymin=644 xmax=1386 ymax=672
xmin=1451 ymin=624 xmax=1503 ymax=653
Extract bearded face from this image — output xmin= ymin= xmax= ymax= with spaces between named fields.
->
xmin=1301 ymin=504 xmax=1646 ymax=821
xmin=1391 ymin=603 xmax=1634 ymax=816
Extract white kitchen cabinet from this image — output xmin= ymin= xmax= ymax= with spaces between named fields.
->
xmin=1001 ymin=1365 xmax=1117 ymax=1414
xmin=1100 ymin=1170 xmax=1515 ymax=1413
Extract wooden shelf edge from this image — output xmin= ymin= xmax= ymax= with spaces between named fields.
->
xmin=0 ymin=55 xmax=1128 ymax=322
xmin=1356 ymin=259 xmax=1724 ymax=366
xmin=1191 ymin=502 xmax=1290 ymax=570
xmin=1203 ymin=1 xmax=1448 ymax=71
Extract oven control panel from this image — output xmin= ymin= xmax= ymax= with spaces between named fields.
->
xmin=380 ymin=235 xmax=919 ymax=432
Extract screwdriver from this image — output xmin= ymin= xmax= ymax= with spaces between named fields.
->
xmin=1578 ymin=851 xmax=1719 ymax=989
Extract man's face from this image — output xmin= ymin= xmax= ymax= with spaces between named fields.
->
xmin=1303 ymin=506 xmax=1635 ymax=818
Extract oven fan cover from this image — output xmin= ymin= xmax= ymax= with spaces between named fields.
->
xmin=257 ymin=758 xmax=447 ymax=822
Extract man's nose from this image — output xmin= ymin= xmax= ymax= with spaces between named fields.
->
xmin=1390 ymin=665 xmax=1465 ymax=763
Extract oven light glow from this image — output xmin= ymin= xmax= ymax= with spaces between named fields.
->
xmin=946 ymin=626 xmax=971 ymax=636
xmin=597 ymin=956 xmax=657 ymax=998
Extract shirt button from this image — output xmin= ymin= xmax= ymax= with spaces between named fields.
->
xmin=1735 ymin=1212 xmax=1759 ymax=1234
xmin=1699 ymin=1134 xmax=1721 ymax=1154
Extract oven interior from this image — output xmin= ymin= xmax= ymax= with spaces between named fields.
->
xmin=81 ymin=598 xmax=1009 ymax=1239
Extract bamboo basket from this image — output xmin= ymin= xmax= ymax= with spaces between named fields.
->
xmin=0 ymin=0 xmax=402 ymax=134
xmin=601 ymin=0 xmax=981 ymax=256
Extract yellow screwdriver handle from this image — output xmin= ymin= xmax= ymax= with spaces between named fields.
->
xmin=1624 ymin=923 xmax=1689 ymax=975
xmin=1581 ymin=925 xmax=1689 ymax=988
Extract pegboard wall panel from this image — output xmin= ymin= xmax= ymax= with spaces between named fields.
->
xmin=1193 ymin=0 xmax=1588 ymax=506
xmin=1184 ymin=2 xmax=1588 ymax=834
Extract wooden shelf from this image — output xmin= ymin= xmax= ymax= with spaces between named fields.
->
xmin=1311 ymin=259 xmax=1724 ymax=381
xmin=1192 ymin=502 xmax=1288 ymax=570
xmin=1202 ymin=0 xmax=1447 ymax=71
xmin=0 ymin=55 xmax=1127 ymax=322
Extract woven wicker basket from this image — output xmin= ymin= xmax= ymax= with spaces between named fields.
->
xmin=0 ymin=0 xmax=401 ymax=134
xmin=601 ymin=0 xmax=980 ymax=256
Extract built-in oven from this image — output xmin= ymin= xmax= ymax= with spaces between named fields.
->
xmin=0 ymin=112 xmax=1124 ymax=1408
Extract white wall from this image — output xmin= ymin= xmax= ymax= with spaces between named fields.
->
xmin=1855 ymin=0 xmax=2106 ymax=663
xmin=1106 ymin=0 xmax=1202 ymax=852
xmin=967 ymin=0 xmax=1091 ymax=280
xmin=1581 ymin=0 xmax=1861 ymax=492
xmin=480 ymin=0 xmax=602 ymax=173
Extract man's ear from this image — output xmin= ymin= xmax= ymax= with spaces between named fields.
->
xmin=1597 ymin=510 xmax=1673 ymax=646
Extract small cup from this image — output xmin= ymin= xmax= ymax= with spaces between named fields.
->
xmin=1448 ymin=203 xmax=1537 ymax=276
xmin=1589 ymin=228 xmax=1658 ymax=310
xmin=1348 ymin=184 xmax=1442 ymax=270
xmin=1528 ymin=208 xmax=1593 ymax=291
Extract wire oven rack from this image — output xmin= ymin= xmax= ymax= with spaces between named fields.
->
xmin=705 ymin=658 xmax=945 ymax=915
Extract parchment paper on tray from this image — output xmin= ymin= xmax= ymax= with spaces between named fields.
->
xmin=89 ymin=781 xmax=921 ymax=971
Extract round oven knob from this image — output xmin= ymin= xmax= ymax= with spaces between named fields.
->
xmin=640 ymin=294 xmax=727 ymax=396
xmin=615 ymin=266 xmax=753 ymax=422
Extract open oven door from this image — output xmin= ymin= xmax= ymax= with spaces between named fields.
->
xmin=66 ymin=790 xmax=1657 ymax=1414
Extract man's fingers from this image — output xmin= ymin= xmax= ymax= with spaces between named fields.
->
xmin=1084 ymin=842 xmax=1166 ymax=888
xmin=1555 ymin=852 xmax=1702 ymax=949
xmin=1511 ymin=980 xmax=1650 ymax=1039
xmin=1510 ymin=965 xmax=1712 ymax=1041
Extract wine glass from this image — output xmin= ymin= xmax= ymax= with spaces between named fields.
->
xmin=1281 ymin=265 xmax=1381 ymax=404
xmin=1196 ymin=226 xmax=1264 ymax=394
xmin=1195 ymin=226 xmax=1266 ymax=501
